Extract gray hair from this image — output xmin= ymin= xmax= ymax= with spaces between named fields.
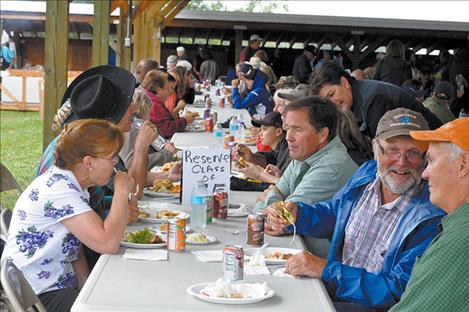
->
xmin=437 ymin=142 xmax=464 ymax=159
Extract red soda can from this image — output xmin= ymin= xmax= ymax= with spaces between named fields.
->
xmin=219 ymin=97 xmax=225 ymax=108
xmin=247 ymin=212 xmax=265 ymax=246
xmin=222 ymin=245 xmax=244 ymax=283
xmin=213 ymin=185 xmax=228 ymax=219
xmin=205 ymin=117 xmax=214 ymax=132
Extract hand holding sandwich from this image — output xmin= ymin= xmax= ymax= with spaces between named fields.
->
xmin=265 ymin=201 xmax=298 ymax=236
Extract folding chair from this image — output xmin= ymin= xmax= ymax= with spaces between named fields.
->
xmin=1 ymin=258 xmax=47 ymax=312
xmin=0 ymin=163 xmax=23 ymax=194
xmin=1 ymin=206 xmax=12 ymax=240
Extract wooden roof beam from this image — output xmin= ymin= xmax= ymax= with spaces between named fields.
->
xmin=359 ymin=36 xmax=387 ymax=60
xmin=289 ymin=35 xmax=299 ymax=48
xmin=275 ymin=34 xmax=283 ymax=48
xmin=327 ymin=33 xmax=353 ymax=60
xmin=315 ymin=35 xmax=328 ymax=49
xmin=161 ymin=0 xmax=189 ymax=29
xmin=426 ymin=44 xmax=439 ymax=55
xmin=261 ymin=31 xmax=271 ymax=47
xmin=219 ymin=30 xmax=226 ymax=43
xmin=205 ymin=29 xmax=212 ymax=43
xmin=303 ymin=35 xmax=314 ymax=47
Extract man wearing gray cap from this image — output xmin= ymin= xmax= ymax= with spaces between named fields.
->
xmin=267 ymin=108 xmax=445 ymax=311
xmin=422 ymin=81 xmax=455 ymax=123
xmin=240 ymin=34 xmax=262 ymax=62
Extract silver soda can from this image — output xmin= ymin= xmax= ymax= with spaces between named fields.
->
xmin=211 ymin=112 xmax=218 ymax=125
xmin=222 ymin=245 xmax=244 ymax=283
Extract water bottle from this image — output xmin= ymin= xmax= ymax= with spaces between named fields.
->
xmin=459 ymin=109 xmax=468 ymax=118
xmin=190 ymin=181 xmax=208 ymax=232
xmin=229 ymin=116 xmax=239 ymax=137
xmin=133 ymin=117 xmax=167 ymax=151
xmin=236 ymin=114 xmax=246 ymax=141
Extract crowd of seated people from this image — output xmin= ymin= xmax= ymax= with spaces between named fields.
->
xmin=1 ymin=37 xmax=468 ymax=312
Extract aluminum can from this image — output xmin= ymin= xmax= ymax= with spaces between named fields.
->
xmin=211 ymin=112 xmax=218 ymax=125
xmin=205 ymin=117 xmax=214 ymax=132
xmin=213 ymin=187 xmax=228 ymax=219
xmin=222 ymin=245 xmax=244 ymax=283
xmin=167 ymin=219 xmax=186 ymax=251
xmin=206 ymin=194 xmax=214 ymax=224
xmin=247 ymin=212 xmax=265 ymax=246
xmin=219 ymin=96 xmax=225 ymax=108
xmin=203 ymin=108 xmax=211 ymax=119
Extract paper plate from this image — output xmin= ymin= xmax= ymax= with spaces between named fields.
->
xmin=186 ymin=283 xmax=274 ymax=305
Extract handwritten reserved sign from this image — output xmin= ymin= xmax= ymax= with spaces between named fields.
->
xmin=181 ymin=148 xmax=231 ymax=205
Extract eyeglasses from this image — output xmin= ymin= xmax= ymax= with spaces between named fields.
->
xmin=377 ymin=141 xmax=424 ymax=161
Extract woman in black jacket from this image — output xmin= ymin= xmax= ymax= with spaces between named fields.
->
xmin=373 ymin=39 xmax=412 ymax=86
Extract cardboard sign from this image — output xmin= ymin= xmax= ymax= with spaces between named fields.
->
xmin=181 ymin=148 xmax=231 ymax=205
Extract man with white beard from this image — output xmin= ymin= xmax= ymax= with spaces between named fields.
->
xmin=266 ymin=108 xmax=446 ymax=311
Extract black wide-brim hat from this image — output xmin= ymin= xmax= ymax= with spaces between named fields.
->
xmin=62 ymin=65 xmax=136 ymax=124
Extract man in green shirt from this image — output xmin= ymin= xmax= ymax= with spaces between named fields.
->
xmin=254 ymin=96 xmax=357 ymax=212
xmin=390 ymin=117 xmax=469 ymax=312
xmin=422 ymin=81 xmax=455 ymax=124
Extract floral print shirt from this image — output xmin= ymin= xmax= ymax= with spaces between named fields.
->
xmin=2 ymin=166 xmax=91 ymax=295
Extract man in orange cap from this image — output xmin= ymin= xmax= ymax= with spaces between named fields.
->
xmin=390 ymin=117 xmax=469 ymax=312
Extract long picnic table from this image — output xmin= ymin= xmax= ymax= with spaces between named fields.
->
xmin=71 ymin=131 xmax=336 ymax=312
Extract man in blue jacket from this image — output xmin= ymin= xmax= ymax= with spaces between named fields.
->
xmin=232 ymin=68 xmax=274 ymax=116
xmin=267 ymin=108 xmax=445 ymax=311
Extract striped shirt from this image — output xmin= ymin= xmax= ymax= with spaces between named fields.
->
xmin=342 ymin=175 xmax=417 ymax=272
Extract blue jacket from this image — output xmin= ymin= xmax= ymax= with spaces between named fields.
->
xmin=294 ymin=160 xmax=445 ymax=310
xmin=232 ymin=70 xmax=274 ymax=116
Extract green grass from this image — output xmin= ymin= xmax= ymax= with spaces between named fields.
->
xmin=0 ymin=111 xmax=43 ymax=210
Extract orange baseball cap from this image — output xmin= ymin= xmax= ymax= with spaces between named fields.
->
xmin=409 ymin=117 xmax=469 ymax=151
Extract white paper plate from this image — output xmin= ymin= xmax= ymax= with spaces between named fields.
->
xmin=228 ymin=204 xmax=249 ymax=217
xmin=186 ymin=283 xmax=274 ymax=305
xmin=186 ymin=234 xmax=217 ymax=245
xmin=138 ymin=209 xmax=189 ymax=224
xmin=120 ymin=241 xmax=167 ymax=249
xmin=143 ymin=188 xmax=179 ymax=199
xmin=244 ymin=247 xmax=302 ymax=265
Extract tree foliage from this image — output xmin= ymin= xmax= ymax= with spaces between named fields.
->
xmin=186 ymin=0 xmax=227 ymax=11
xmin=186 ymin=0 xmax=289 ymax=13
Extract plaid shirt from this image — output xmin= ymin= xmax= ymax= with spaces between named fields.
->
xmin=342 ymin=175 xmax=417 ymax=272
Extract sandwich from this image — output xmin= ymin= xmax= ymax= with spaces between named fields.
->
xmin=269 ymin=201 xmax=295 ymax=225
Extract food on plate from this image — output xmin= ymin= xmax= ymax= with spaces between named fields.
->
xmin=158 ymin=209 xmax=180 ymax=219
xmin=186 ymin=111 xmax=200 ymax=118
xmin=199 ymin=278 xmax=269 ymax=299
xmin=269 ymin=201 xmax=295 ymax=224
xmin=160 ymin=161 xmax=179 ymax=172
xmin=265 ymin=251 xmax=294 ymax=261
xmin=235 ymin=156 xmax=248 ymax=169
xmin=123 ymin=228 xmax=164 ymax=244
xmin=187 ymin=233 xmax=209 ymax=243
xmin=170 ymin=184 xmax=181 ymax=194
xmin=151 ymin=179 xmax=180 ymax=194
xmin=138 ymin=211 xmax=151 ymax=218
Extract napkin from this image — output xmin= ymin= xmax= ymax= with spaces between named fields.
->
xmin=272 ymin=268 xmax=298 ymax=278
xmin=244 ymin=255 xmax=271 ymax=275
xmin=228 ymin=203 xmax=248 ymax=217
xmin=123 ymin=249 xmax=168 ymax=261
xmin=191 ymin=250 xmax=223 ymax=262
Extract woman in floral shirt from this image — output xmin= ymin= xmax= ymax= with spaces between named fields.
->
xmin=2 ymin=119 xmax=134 ymax=312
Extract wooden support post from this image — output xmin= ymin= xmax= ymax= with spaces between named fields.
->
xmin=153 ymin=22 xmax=162 ymax=64
xmin=92 ymin=0 xmax=110 ymax=66
xmin=116 ymin=11 xmax=130 ymax=70
xmin=43 ymin=0 xmax=69 ymax=150
xmin=133 ymin=14 xmax=144 ymax=65
xmin=235 ymin=30 xmax=243 ymax=65
xmin=352 ymin=34 xmax=361 ymax=69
